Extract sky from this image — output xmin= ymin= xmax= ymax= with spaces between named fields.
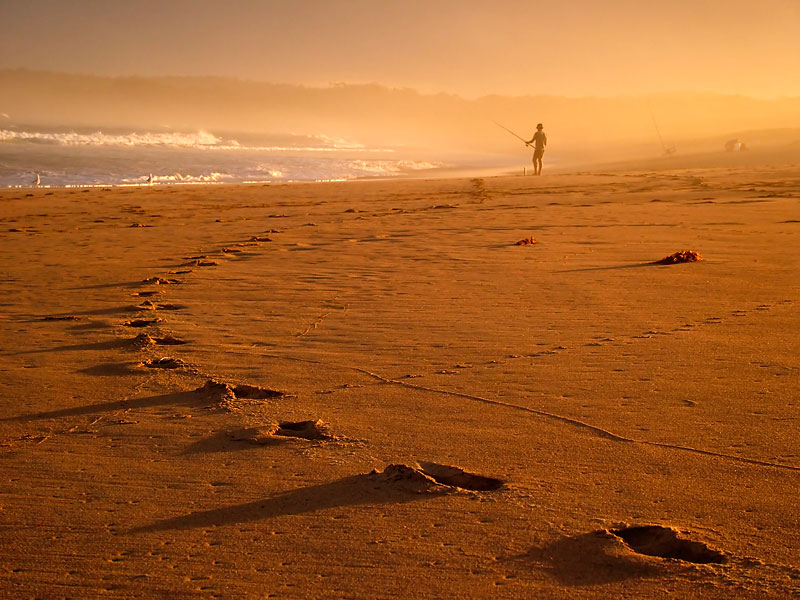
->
xmin=1 ymin=0 xmax=799 ymax=99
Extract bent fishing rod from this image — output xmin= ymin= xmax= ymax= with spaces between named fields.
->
xmin=492 ymin=120 xmax=531 ymax=145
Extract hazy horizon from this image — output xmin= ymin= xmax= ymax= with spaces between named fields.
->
xmin=3 ymin=69 xmax=800 ymax=153
xmin=2 ymin=1 xmax=800 ymax=99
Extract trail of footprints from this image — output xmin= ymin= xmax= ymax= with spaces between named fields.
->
xmin=28 ymin=192 xmax=765 ymax=579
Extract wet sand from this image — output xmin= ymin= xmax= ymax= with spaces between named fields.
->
xmin=1 ymin=167 xmax=798 ymax=598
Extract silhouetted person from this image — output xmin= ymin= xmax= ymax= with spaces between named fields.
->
xmin=525 ymin=123 xmax=547 ymax=175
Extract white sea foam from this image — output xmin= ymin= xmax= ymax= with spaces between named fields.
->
xmin=0 ymin=128 xmax=392 ymax=153
xmin=0 ymin=126 xmax=448 ymax=187
xmin=0 ymin=129 xmax=225 ymax=148
xmin=346 ymin=160 xmax=443 ymax=175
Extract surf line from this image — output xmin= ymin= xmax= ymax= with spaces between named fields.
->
xmin=257 ymin=351 xmax=799 ymax=473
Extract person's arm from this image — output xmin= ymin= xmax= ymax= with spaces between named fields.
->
xmin=543 ymin=133 xmax=547 ymax=146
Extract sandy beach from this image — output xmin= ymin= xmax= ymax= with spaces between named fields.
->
xmin=1 ymin=167 xmax=798 ymax=598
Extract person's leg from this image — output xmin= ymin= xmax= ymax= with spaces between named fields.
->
xmin=535 ymin=156 xmax=542 ymax=175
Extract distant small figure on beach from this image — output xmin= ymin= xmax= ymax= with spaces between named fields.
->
xmin=525 ymin=124 xmax=547 ymax=175
xmin=32 ymin=172 xmax=40 ymax=186
xmin=724 ymin=139 xmax=748 ymax=152
xmin=146 ymin=173 xmax=154 ymax=185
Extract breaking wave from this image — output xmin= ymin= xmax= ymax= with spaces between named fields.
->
xmin=0 ymin=128 xmax=389 ymax=153
xmin=0 ymin=125 xmax=448 ymax=187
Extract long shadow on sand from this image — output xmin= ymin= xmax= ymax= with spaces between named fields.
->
xmin=6 ymin=338 xmax=133 ymax=356
xmin=514 ymin=531 xmax=665 ymax=586
xmin=555 ymin=262 xmax=672 ymax=274
xmin=0 ymin=390 xmax=205 ymax=423
xmin=67 ymin=280 xmax=147 ymax=291
xmin=130 ymin=474 xmax=445 ymax=534
xmin=78 ymin=362 xmax=143 ymax=376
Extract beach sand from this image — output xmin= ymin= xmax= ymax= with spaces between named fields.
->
xmin=1 ymin=167 xmax=798 ymax=598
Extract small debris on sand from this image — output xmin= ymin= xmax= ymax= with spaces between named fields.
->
xmin=515 ymin=237 xmax=537 ymax=246
xmin=655 ymin=250 xmax=702 ymax=264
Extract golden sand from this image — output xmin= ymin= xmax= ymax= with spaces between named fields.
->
xmin=1 ymin=168 xmax=798 ymax=598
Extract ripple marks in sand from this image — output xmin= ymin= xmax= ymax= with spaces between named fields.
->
xmin=610 ymin=525 xmax=727 ymax=564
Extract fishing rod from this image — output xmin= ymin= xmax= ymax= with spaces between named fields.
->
xmin=492 ymin=120 xmax=530 ymax=145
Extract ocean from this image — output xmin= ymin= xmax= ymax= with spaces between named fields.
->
xmin=0 ymin=124 xmax=448 ymax=187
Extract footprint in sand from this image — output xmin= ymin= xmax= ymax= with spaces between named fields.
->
xmin=233 ymin=420 xmax=340 ymax=444
xmin=368 ymin=463 xmax=504 ymax=493
xmin=199 ymin=379 xmax=285 ymax=410
xmin=609 ymin=525 xmax=727 ymax=564
xmin=142 ymin=277 xmax=180 ymax=285
xmin=131 ymin=333 xmax=187 ymax=348
xmin=41 ymin=315 xmax=81 ymax=321
xmin=124 ymin=318 xmax=163 ymax=328
xmin=136 ymin=301 xmax=186 ymax=311
xmin=183 ymin=259 xmax=218 ymax=267
xmin=141 ymin=357 xmax=186 ymax=370
xmin=417 ymin=461 xmax=505 ymax=491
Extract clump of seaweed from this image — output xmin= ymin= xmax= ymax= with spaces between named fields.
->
xmin=655 ymin=250 xmax=702 ymax=264
xmin=515 ymin=237 xmax=537 ymax=246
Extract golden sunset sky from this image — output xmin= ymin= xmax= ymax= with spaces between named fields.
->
xmin=1 ymin=0 xmax=799 ymax=98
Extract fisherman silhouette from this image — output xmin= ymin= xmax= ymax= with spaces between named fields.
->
xmin=525 ymin=124 xmax=547 ymax=175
